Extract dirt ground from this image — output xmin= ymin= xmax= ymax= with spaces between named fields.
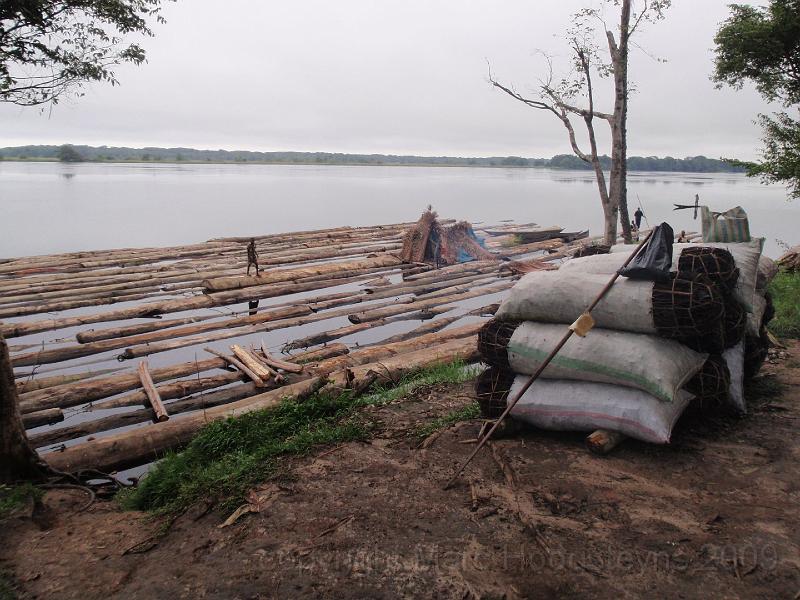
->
xmin=2 ymin=341 xmax=799 ymax=599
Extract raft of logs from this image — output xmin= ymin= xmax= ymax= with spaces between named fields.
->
xmin=1 ymin=220 xmax=609 ymax=474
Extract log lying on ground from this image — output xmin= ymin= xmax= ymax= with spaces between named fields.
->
xmin=585 ymin=429 xmax=626 ymax=455
xmin=43 ymin=332 xmax=478 ymax=473
xmin=44 ymin=377 xmax=328 ymax=473
xmin=321 ymin=335 xmax=479 ymax=393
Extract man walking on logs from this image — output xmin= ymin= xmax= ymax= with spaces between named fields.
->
xmin=246 ymin=238 xmax=261 ymax=277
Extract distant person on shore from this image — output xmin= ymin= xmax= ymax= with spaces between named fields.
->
xmin=630 ymin=221 xmax=639 ymax=241
xmin=677 ymin=230 xmax=688 ymax=243
xmin=634 ymin=207 xmax=644 ymax=229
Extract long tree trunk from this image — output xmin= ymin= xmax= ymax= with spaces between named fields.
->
xmin=0 ymin=335 xmax=49 ymax=483
xmin=609 ymin=0 xmax=633 ymax=244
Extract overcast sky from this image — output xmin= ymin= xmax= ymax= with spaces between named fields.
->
xmin=0 ymin=0 xmax=774 ymax=159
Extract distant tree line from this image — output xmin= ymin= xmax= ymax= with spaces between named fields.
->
xmin=0 ymin=144 xmax=746 ymax=173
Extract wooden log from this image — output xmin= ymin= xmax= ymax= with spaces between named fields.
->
xmin=290 ymin=344 xmax=349 ymax=364
xmin=117 ymin=296 xmax=402 ymax=360
xmin=28 ymin=380 xmax=269 ymax=448
xmin=585 ymin=429 xmax=626 ymax=455
xmin=202 ymin=254 xmax=404 ymax=292
xmin=90 ymin=371 xmax=244 ymax=411
xmin=0 ymin=295 xmax=215 ymax=338
xmin=366 ymin=314 xmax=463 ymax=346
xmin=18 ymin=356 xmax=230 ymax=414
xmin=310 ymin=322 xmax=483 ymax=374
xmin=15 ymin=368 xmax=123 ymax=393
xmin=44 ymin=377 xmax=327 ymax=474
xmin=21 ymin=407 xmax=64 ymax=429
xmin=204 ymin=347 xmax=265 ymax=388
xmin=321 ymin=335 xmax=479 ymax=393
xmin=259 ymin=342 xmax=303 ymax=373
xmin=75 ymin=314 xmax=217 ymax=344
xmin=10 ymin=304 xmax=313 ymax=367
xmin=231 ymin=344 xmax=282 ymax=383
xmin=42 ymin=330 xmax=475 ymax=473
xmin=348 ymin=280 xmax=513 ymax=324
xmin=280 ymin=305 xmax=453 ymax=352
xmin=137 ymin=361 xmax=169 ymax=422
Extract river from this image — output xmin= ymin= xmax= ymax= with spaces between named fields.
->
xmin=0 ymin=161 xmax=795 ymax=258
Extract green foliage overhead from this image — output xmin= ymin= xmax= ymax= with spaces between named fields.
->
xmin=713 ymin=0 xmax=800 ymax=105
xmin=0 ymin=0 xmax=170 ymax=106
xmin=713 ymin=0 xmax=800 ymax=199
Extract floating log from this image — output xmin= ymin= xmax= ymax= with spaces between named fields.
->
xmin=21 ymin=407 xmax=64 ymax=429
xmin=89 ymin=371 xmax=245 ymax=411
xmin=75 ymin=314 xmax=218 ymax=344
xmin=348 ymin=280 xmax=513 ymax=324
xmin=15 ymin=368 xmax=123 ymax=393
xmin=202 ymin=254 xmax=404 ymax=292
xmin=138 ymin=361 xmax=169 ymax=423
xmin=259 ymin=342 xmax=303 ymax=373
xmin=367 ymin=314 xmax=464 ymax=346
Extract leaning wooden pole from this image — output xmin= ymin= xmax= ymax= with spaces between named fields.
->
xmin=444 ymin=229 xmax=655 ymax=489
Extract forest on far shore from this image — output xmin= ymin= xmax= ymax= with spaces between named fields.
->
xmin=0 ymin=144 xmax=746 ymax=173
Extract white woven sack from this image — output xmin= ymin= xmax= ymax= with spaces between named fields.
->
xmin=508 ymin=377 xmax=693 ymax=444
xmin=507 ymin=322 xmax=707 ymax=403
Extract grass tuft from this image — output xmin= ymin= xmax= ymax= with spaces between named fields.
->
xmin=121 ymin=361 xmax=479 ymax=515
xmin=413 ymin=404 xmax=481 ymax=440
xmin=0 ymin=484 xmax=41 ymax=521
xmin=768 ymin=270 xmax=800 ymax=338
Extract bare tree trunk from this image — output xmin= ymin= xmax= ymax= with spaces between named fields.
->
xmin=0 ymin=335 xmax=49 ymax=483
xmin=609 ymin=0 xmax=633 ymax=244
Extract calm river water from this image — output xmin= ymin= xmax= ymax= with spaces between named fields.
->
xmin=0 ymin=161 xmax=795 ymax=258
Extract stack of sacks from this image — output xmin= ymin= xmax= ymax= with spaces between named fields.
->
xmin=600 ymin=239 xmax=772 ymax=412
xmin=475 ymin=240 xmax=768 ymax=443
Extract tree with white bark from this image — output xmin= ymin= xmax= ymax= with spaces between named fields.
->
xmin=489 ymin=0 xmax=670 ymax=244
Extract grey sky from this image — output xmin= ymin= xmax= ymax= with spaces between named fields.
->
xmin=0 ymin=0 xmax=773 ymax=159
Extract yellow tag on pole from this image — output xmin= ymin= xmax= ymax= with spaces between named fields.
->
xmin=570 ymin=312 xmax=595 ymax=337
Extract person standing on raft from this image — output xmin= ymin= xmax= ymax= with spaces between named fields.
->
xmin=246 ymin=238 xmax=260 ymax=277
